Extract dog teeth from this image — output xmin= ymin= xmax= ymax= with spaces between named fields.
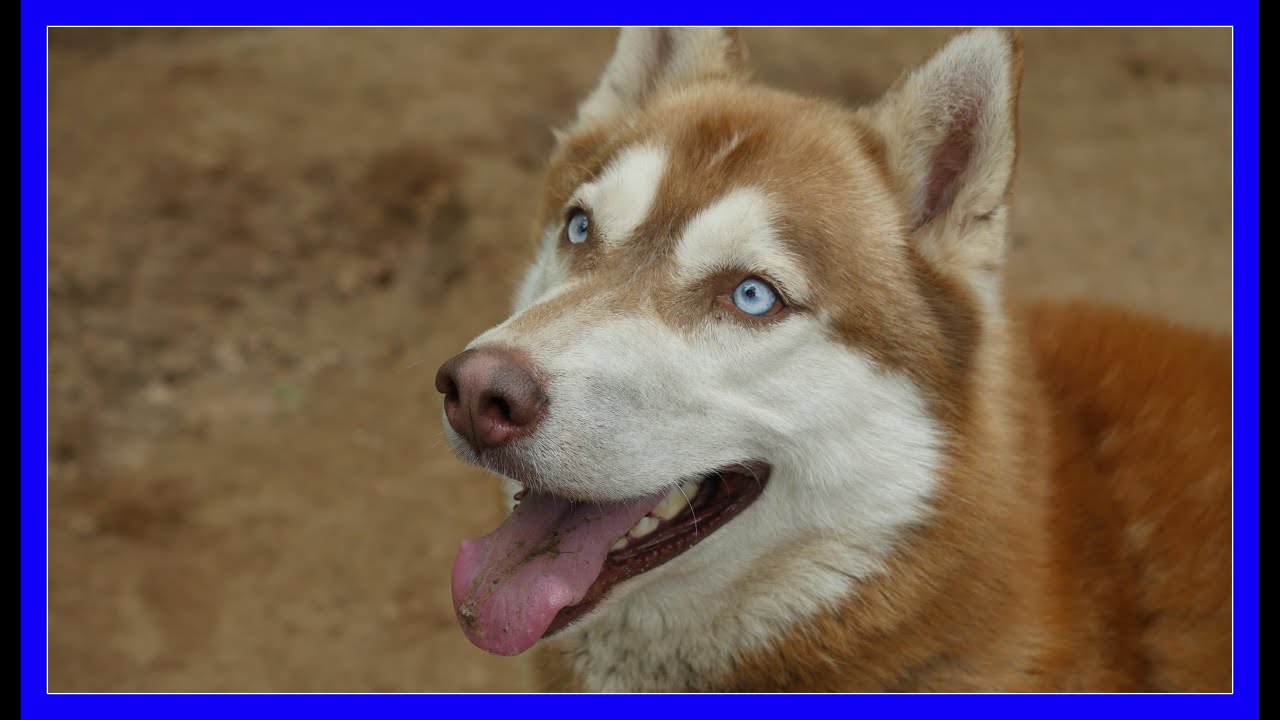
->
xmin=628 ymin=515 xmax=660 ymax=539
xmin=651 ymin=479 xmax=702 ymax=521
xmin=622 ymin=479 xmax=704 ymax=538
xmin=610 ymin=537 xmax=628 ymax=552
xmin=680 ymin=479 xmax=700 ymax=500
xmin=651 ymin=489 xmax=686 ymax=520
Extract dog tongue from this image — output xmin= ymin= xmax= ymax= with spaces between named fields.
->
xmin=451 ymin=490 xmax=662 ymax=655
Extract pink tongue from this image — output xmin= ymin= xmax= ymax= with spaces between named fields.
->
xmin=451 ymin=490 xmax=662 ymax=656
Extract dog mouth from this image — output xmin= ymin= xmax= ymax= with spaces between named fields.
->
xmin=450 ymin=462 xmax=771 ymax=656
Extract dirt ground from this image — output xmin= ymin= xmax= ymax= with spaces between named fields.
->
xmin=46 ymin=28 xmax=1232 ymax=692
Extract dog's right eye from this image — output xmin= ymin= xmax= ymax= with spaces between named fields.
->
xmin=566 ymin=210 xmax=591 ymax=244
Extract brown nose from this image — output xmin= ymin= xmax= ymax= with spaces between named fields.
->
xmin=434 ymin=347 xmax=547 ymax=452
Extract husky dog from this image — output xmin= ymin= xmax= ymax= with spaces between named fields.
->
xmin=434 ymin=28 xmax=1231 ymax=692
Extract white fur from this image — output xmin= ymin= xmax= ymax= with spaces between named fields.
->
xmin=570 ymin=145 xmax=668 ymax=248
xmin=673 ymin=186 xmax=812 ymax=305
xmin=707 ymin=130 xmax=747 ymax=169
xmin=513 ymin=224 xmax=571 ymax=312
xmin=542 ymin=315 xmax=943 ymax=691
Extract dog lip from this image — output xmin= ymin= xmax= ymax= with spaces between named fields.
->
xmin=540 ymin=461 xmax=772 ymax=638
xmin=461 ymin=445 xmax=546 ymax=491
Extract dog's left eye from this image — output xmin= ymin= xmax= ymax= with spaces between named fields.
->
xmin=566 ymin=210 xmax=591 ymax=244
xmin=731 ymin=277 xmax=782 ymax=317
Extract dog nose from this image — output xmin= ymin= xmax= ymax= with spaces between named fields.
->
xmin=434 ymin=347 xmax=547 ymax=452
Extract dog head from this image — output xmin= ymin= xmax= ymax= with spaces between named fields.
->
xmin=437 ymin=28 xmax=1023 ymax=664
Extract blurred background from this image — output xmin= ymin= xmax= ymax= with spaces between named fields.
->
xmin=47 ymin=28 xmax=1231 ymax=692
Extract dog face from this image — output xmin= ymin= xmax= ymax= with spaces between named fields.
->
xmin=438 ymin=28 xmax=1022 ymax=666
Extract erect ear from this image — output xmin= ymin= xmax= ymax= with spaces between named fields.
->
xmin=568 ymin=28 xmax=748 ymax=133
xmin=861 ymin=29 xmax=1023 ymax=294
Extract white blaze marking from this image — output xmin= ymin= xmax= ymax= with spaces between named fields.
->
xmin=572 ymin=145 xmax=668 ymax=247
xmin=673 ymin=187 xmax=811 ymax=304
xmin=706 ymin=131 xmax=747 ymax=169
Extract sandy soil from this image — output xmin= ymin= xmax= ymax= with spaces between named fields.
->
xmin=46 ymin=28 xmax=1231 ymax=692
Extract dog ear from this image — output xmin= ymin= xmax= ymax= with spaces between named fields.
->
xmin=861 ymin=29 xmax=1023 ymax=296
xmin=569 ymin=28 xmax=748 ymax=132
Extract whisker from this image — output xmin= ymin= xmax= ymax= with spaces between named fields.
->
xmin=398 ymin=357 xmax=432 ymax=374
xmin=677 ymin=483 xmax=700 ymax=537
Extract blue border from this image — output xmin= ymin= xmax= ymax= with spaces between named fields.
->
xmin=20 ymin=3 xmax=1258 ymax=25
xmin=22 ymin=3 xmax=51 ymax=712
xmin=1228 ymin=8 xmax=1261 ymax=713
xmin=23 ymin=6 xmax=1259 ymax=719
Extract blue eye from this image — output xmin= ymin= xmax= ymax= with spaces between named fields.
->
xmin=731 ymin=277 xmax=781 ymax=317
xmin=566 ymin=210 xmax=590 ymax=244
